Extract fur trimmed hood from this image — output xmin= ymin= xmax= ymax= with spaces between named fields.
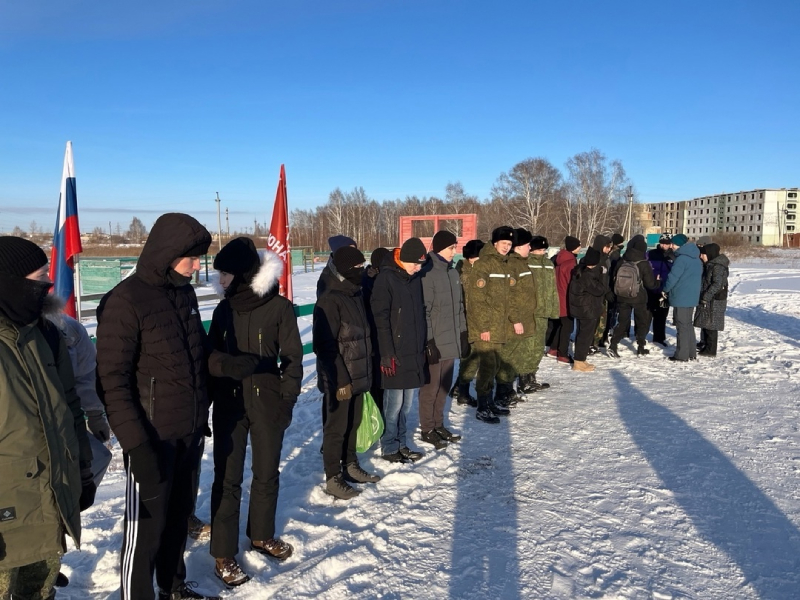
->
xmin=213 ymin=249 xmax=284 ymax=299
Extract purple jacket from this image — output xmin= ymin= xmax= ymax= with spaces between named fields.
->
xmin=647 ymin=246 xmax=672 ymax=293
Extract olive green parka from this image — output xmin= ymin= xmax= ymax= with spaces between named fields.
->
xmin=468 ymin=243 xmax=516 ymax=344
xmin=527 ymin=252 xmax=561 ymax=319
xmin=0 ymin=316 xmax=91 ymax=569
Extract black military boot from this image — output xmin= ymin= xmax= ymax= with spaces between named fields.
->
xmin=496 ymin=382 xmax=522 ymax=407
xmin=531 ymin=373 xmax=550 ymax=390
xmin=451 ymin=380 xmax=478 ymax=407
xmin=476 ymin=395 xmax=500 ymax=423
xmin=517 ymin=373 xmax=538 ymax=394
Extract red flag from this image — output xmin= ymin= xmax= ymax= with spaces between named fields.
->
xmin=267 ymin=164 xmax=293 ymax=301
xmin=50 ymin=141 xmax=82 ymax=317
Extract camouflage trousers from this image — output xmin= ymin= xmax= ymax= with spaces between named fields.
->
xmin=509 ymin=335 xmax=539 ymax=375
xmin=474 ymin=339 xmax=519 ymax=396
xmin=456 ymin=343 xmax=480 ymax=384
xmin=530 ymin=317 xmax=548 ymax=374
xmin=0 ymin=557 xmax=60 ymax=600
xmin=593 ymin=300 xmax=609 ymax=346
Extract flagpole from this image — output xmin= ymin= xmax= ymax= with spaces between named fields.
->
xmin=75 ymin=254 xmax=82 ymax=320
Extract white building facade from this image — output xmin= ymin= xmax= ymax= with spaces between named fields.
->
xmin=643 ymin=188 xmax=798 ymax=246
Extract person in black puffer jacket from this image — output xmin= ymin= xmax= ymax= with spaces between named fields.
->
xmin=207 ymin=238 xmax=303 ymax=585
xmin=362 ymin=246 xmax=391 ymax=414
xmin=96 ymin=213 xmax=226 ymax=600
xmin=568 ymin=247 xmax=607 ymax=372
xmin=371 ymin=238 xmax=428 ymax=463
xmin=314 ymin=246 xmax=380 ymax=500
xmin=608 ymin=234 xmax=658 ymax=358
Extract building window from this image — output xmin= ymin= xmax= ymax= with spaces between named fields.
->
xmin=787 ymin=214 xmax=796 ymax=220
xmin=788 ymin=203 xmax=797 ymax=209
xmin=757 ymin=226 xmax=761 ymax=231
xmin=750 ymin=204 xmax=754 ymax=211
xmin=758 ymin=204 xmax=762 ymax=209
xmin=741 ymin=226 xmax=745 ymax=232
xmin=735 ymin=206 xmax=738 ymax=211
xmin=750 ymin=215 xmax=753 ymax=221
xmin=726 ymin=217 xmax=730 ymax=222
xmin=727 ymin=207 xmax=730 ymax=212
xmin=756 ymin=236 xmax=760 ymax=242
xmin=788 ymin=226 xmax=796 ymax=232
xmin=760 ymin=192 xmax=764 ymax=199
xmin=749 ymin=226 xmax=753 ymax=231
xmin=789 ymin=192 xmax=797 ymax=198
xmin=713 ymin=208 xmax=717 ymax=214
xmin=751 ymin=193 xmax=755 ymax=199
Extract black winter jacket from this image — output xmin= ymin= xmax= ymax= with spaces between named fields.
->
xmin=96 ymin=213 xmax=212 ymax=452
xmin=568 ymin=265 xmax=607 ymax=319
xmin=313 ymin=275 xmax=373 ymax=396
xmin=613 ymin=246 xmax=658 ymax=305
xmin=371 ymin=254 xmax=426 ymax=390
xmin=208 ymin=251 xmax=303 ymax=428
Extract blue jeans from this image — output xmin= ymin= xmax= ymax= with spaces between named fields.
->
xmin=380 ymin=388 xmax=416 ymax=454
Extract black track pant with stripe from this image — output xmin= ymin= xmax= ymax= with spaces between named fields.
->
xmin=121 ymin=432 xmax=203 ymax=600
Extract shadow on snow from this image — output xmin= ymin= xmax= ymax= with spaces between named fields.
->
xmin=612 ymin=370 xmax=800 ymax=598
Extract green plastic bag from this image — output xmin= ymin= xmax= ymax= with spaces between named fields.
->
xmin=356 ymin=391 xmax=384 ymax=453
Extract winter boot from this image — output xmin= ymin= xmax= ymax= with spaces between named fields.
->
xmin=498 ymin=382 xmax=523 ymax=406
xmin=325 ymin=473 xmax=361 ymax=500
xmin=434 ymin=426 xmax=462 ymax=443
xmin=531 ymin=373 xmax=550 ymax=390
xmin=55 ymin=572 xmax=69 ymax=588
xmin=158 ymin=582 xmax=220 ymax=600
xmin=251 ymin=538 xmax=294 ymax=561
xmin=476 ymin=394 xmax=501 ymax=424
xmin=547 ymin=348 xmax=558 ymax=358
xmin=215 ymin=558 xmax=250 ymax=587
xmin=451 ymin=381 xmax=478 ymax=407
xmin=517 ymin=373 xmax=538 ymax=395
xmin=557 ymin=355 xmax=572 ymax=365
xmin=399 ymin=446 xmax=424 ymax=462
xmin=420 ymin=429 xmax=448 ymax=449
xmin=637 ymin=343 xmax=650 ymax=356
xmin=606 ymin=345 xmax=620 ymax=359
xmin=187 ymin=514 xmax=211 ymax=542
xmin=572 ymin=360 xmax=596 ymax=372
xmin=344 ymin=461 xmax=381 ymax=483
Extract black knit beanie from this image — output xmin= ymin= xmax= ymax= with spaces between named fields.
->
xmin=370 ymin=247 xmax=390 ymax=269
xmin=565 ymin=236 xmax=581 ymax=252
xmin=513 ymin=228 xmax=533 ymax=247
xmin=629 ymin=235 xmax=648 ymax=253
xmin=399 ymin=237 xmax=427 ymax=263
xmin=431 ymin=230 xmax=458 ymax=253
xmin=333 ymin=246 xmax=365 ymax=273
xmin=611 ymin=233 xmax=625 ymax=246
xmin=214 ymin=237 xmax=261 ymax=282
xmin=0 ymin=236 xmax=48 ymax=277
xmin=462 ymin=239 xmax=484 ymax=259
xmin=584 ymin=247 xmax=601 ymax=266
xmin=491 ymin=226 xmax=516 ymax=244
xmin=701 ymin=243 xmax=720 ymax=260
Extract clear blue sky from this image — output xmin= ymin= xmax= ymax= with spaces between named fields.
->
xmin=1 ymin=0 xmax=798 ymax=234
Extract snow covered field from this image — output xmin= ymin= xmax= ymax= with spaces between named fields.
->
xmin=62 ymin=258 xmax=800 ymax=599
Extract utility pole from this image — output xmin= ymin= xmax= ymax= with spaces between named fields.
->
xmin=215 ymin=192 xmax=223 ymax=251
xmin=624 ymin=186 xmax=634 ymax=239
xmin=225 ymin=207 xmax=230 ymax=238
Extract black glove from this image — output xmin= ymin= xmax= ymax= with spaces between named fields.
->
xmin=127 ymin=441 xmax=165 ymax=487
xmin=460 ymin=331 xmax=470 ymax=359
xmin=605 ymin=290 xmax=616 ymax=304
xmin=426 ymin=339 xmax=441 ymax=365
xmin=221 ymin=354 xmax=260 ymax=380
xmin=79 ymin=465 xmax=96 ymax=511
xmin=86 ymin=410 xmax=111 ymax=442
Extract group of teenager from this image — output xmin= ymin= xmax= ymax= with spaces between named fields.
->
xmin=545 ymin=231 xmax=730 ymax=369
xmin=0 ymin=211 xmax=730 ymax=600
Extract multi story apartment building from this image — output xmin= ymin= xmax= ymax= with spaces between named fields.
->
xmin=642 ymin=188 xmax=798 ymax=246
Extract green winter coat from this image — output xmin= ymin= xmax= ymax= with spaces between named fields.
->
xmin=469 ymin=243 xmax=515 ymax=344
xmin=0 ymin=316 xmax=91 ymax=569
xmin=528 ymin=253 xmax=560 ymax=319
xmin=459 ymin=259 xmax=481 ymax=341
xmin=508 ymin=252 xmax=536 ymax=338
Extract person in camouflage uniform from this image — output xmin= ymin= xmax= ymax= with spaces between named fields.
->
xmin=524 ymin=236 xmax=560 ymax=392
xmin=470 ymin=226 xmax=523 ymax=423
xmin=504 ymin=229 xmax=537 ymax=403
xmin=450 ymin=239 xmax=484 ymax=407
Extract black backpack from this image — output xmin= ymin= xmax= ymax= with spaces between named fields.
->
xmin=614 ymin=260 xmax=644 ymax=299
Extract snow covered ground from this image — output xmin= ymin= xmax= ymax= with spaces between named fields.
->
xmin=62 ymin=257 xmax=800 ymax=599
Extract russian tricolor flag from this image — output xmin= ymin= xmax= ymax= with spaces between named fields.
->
xmin=49 ymin=141 xmax=83 ymax=317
